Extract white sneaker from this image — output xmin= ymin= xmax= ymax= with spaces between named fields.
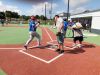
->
xmin=72 ymin=44 xmax=78 ymax=49
xmin=37 ymin=44 xmax=42 ymax=48
xmin=77 ymin=44 xmax=83 ymax=48
xmin=72 ymin=44 xmax=77 ymax=47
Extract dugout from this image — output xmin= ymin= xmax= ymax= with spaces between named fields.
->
xmin=70 ymin=9 xmax=100 ymax=34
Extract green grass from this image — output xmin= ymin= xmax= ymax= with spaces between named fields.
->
xmin=0 ymin=69 xmax=6 ymax=75
xmin=47 ymin=25 xmax=100 ymax=46
xmin=0 ymin=25 xmax=42 ymax=45
xmin=0 ymin=24 xmax=100 ymax=45
xmin=84 ymin=36 xmax=100 ymax=45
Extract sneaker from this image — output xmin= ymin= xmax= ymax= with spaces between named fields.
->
xmin=55 ymin=49 xmax=61 ymax=52
xmin=24 ymin=45 xmax=27 ymax=50
xmin=77 ymin=44 xmax=83 ymax=48
xmin=72 ymin=44 xmax=77 ymax=48
xmin=72 ymin=44 xmax=77 ymax=47
xmin=36 ymin=44 xmax=42 ymax=47
xmin=58 ymin=50 xmax=64 ymax=54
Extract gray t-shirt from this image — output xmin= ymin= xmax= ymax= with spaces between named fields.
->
xmin=74 ymin=29 xmax=83 ymax=37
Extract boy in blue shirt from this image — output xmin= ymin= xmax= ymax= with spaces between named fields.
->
xmin=24 ymin=16 xmax=41 ymax=50
xmin=63 ymin=18 xmax=68 ymax=38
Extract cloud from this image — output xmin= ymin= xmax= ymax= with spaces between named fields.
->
xmin=56 ymin=10 xmax=65 ymax=14
xmin=27 ymin=2 xmax=58 ymax=16
xmin=64 ymin=0 xmax=90 ymax=8
xmin=70 ymin=7 xmax=86 ymax=14
xmin=0 ymin=1 xmax=21 ymax=14
xmin=15 ymin=0 xmax=52 ymax=4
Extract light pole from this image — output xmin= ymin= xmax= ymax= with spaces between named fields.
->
xmin=50 ymin=0 xmax=53 ymax=20
xmin=45 ymin=2 xmax=48 ymax=25
xmin=67 ymin=0 xmax=70 ymax=21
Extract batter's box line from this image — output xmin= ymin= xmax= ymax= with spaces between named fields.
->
xmin=47 ymin=40 xmax=74 ymax=50
xmin=19 ymin=50 xmax=64 ymax=64
xmin=0 ymin=48 xmax=23 ymax=50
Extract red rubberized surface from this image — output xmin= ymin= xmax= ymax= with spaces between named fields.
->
xmin=0 ymin=27 xmax=100 ymax=75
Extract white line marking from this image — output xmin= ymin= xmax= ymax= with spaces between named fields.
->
xmin=48 ymin=40 xmax=73 ymax=44
xmin=44 ymin=27 xmax=53 ymax=41
xmin=19 ymin=50 xmax=63 ymax=64
xmin=64 ymin=46 xmax=74 ymax=50
xmin=19 ymin=50 xmax=48 ymax=63
xmin=46 ymin=48 xmax=55 ymax=51
xmin=47 ymin=53 xmax=64 ymax=63
xmin=0 ymin=27 xmax=74 ymax=64
xmin=28 ymin=46 xmax=40 ymax=49
xmin=0 ymin=48 xmax=22 ymax=49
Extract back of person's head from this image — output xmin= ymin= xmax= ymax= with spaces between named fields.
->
xmin=63 ymin=18 xmax=67 ymax=21
xmin=55 ymin=15 xmax=59 ymax=18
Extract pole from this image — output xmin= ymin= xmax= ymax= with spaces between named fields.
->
xmin=67 ymin=0 xmax=70 ymax=21
xmin=50 ymin=0 xmax=53 ymax=20
xmin=45 ymin=3 xmax=46 ymax=25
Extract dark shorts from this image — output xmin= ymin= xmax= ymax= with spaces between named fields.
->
xmin=74 ymin=36 xmax=83 ymax=42
xmin=57 ymin=33 xmax=64 ymax=44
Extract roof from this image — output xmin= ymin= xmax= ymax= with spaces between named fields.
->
xmin=71 ymin=9 xmax=100 ymax=16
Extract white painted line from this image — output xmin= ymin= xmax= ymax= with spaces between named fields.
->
xmin=48 ymin=40 xmax=73 ymax=44
xmin=46 ymin=48 xmax=55 ymax=51
xmin=0 ymin=48 xmax=22 ymax=49
xmin=19 ymin=50 xmax=64 ymax=64
xmin=44 ymin=27 xmax=53 ymax=41
xmin=28 ymin=46 xmax=40 ymax=49
xmin=64 ymin=46 xmax=74 ymax=50
xmin=47 ymin=53 xmax=64 ymax=63
xmin=18 ymin=27 xmax=65 ymax=64
xmin=19 ymin=50 xmax=48 ymax=63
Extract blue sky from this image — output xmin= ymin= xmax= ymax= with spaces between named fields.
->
xmin=0 ymin=0 xmax=100 ymax=17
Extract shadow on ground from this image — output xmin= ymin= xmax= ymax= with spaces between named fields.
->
xmin=83 ymin=44 xmax=96 ymax=48
xmin=65 ymin=48 xmax=85 ymax=54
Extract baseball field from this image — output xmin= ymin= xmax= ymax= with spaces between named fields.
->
xmin=0 ymin=24 xmax=100 ymax=75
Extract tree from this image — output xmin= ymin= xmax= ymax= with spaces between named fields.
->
xmin=40 ymin=15 xmax=47 ymax=20
xmin=11 ymin=12 xmax=20 ymax=19
xmin=5 ymin=11 xmax=12 ymax=18
xmin=21 ymin=15 xmax=30 ymax=21
xmin=0 ymin=12 xmax=5 ymax=19
xmin=35 ymin=15 xmax=40 ymax=19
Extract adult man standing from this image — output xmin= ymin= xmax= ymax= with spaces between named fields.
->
xmin=24 ymin=16 xmax=41 ymax=50
xmin=55 ymin=15 xmax=64 ymax=54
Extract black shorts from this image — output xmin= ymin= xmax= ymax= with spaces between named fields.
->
xmin=74 ymin=36 xmax=83 ymax=42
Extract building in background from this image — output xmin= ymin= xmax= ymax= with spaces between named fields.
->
xmin=70 ymin=9 xmax=100 ymax=34
xmin=58 ymin=9 xmax=100 ymax=34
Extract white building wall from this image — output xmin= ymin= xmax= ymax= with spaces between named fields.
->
xmin=92 ymin=16 xmax=100 ymax=30
xmin=70 ymin=11 xmax=100 ymax=18
xmin=70 ymin=11 xmax=100 ymax=30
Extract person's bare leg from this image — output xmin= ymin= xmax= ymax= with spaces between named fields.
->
xmin=58 ymin=44 xmax=64 ymax=54
xmin=56 ymin=43 xmax=61 ymax=52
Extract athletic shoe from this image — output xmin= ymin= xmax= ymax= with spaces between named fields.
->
xmin=72 ymin=44 xmax=78 ymax=49
xmin=55 ymin=49 xmax=61 ymax=52
xmin=24 ymin=45 xmax=27 ymax=50
xmin=58 ymin=50 xmax=64 ymax=54
xmin=36 ymin=44 xmax=42 ymax=48
xmin=72 ymin=44 xmax=77 ymax=47
xmin=77 ymin=44 xmax=83 ymax=48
